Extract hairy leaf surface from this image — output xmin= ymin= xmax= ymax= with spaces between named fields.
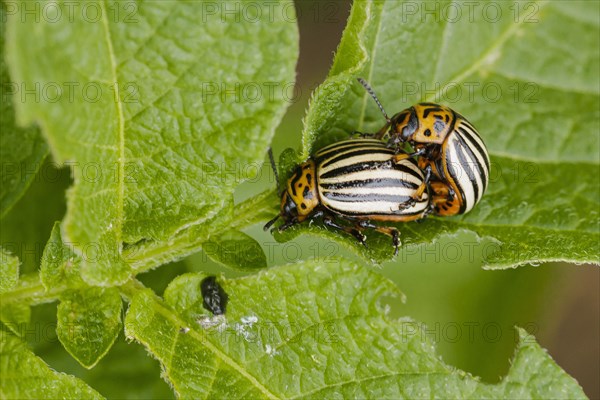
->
xmin=125 ymin=260 xmax=586 ymax=399
xmin=7 ymin=0 xmax=299 ymax=283
xmin=0 ymin=329 xmax=103 ymax=399
xmin=284 ymin=0 xmax=600 ymax=267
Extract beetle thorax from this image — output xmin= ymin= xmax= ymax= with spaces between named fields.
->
xmin=391 ymin=103 xmax=454 ymax=145
xmin=281 ymin=160 xmax=319 ymax=221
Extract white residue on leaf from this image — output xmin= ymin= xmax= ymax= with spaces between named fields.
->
xmin=234 ymin=323 xmax=252 ymax=341
xmin=311 ymin=354 xmax=321 ymax=365
xmin=241 ymin=315 xmax=258 ymax=326
xmin=234 ymin=315 xmax=259 ymax=342
xmin=265 ymin=344 xmax=280 ymax=357
xmin=197 ymin=314 xmax=226 ymax=330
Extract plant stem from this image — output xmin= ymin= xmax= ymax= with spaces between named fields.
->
xmin=124 ymin=189 xmax=277 ymax=274
xmin=0 ymin=190 xmax=278 ymax=309
xmin=0 ymin=273 xmax=63 ymax=306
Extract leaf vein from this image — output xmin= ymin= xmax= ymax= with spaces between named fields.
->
xmin=424 ymin=0 xmax=548 ymax=103
xmin=100 ymin=0 xmax=125 ymax=246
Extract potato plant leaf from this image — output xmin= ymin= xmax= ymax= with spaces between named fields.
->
xmin=0 ymin=247 xmax=19 ymax=293
xmin=283 ymin=0 xmax=600 ymax=267
xmin=0 ymin=3 xmax=48 ymax=218
xmin=0 ymin=301 xmax=30 ymax=337
xmin=56 ymin=287 xmax=122 ymax=369
xmin=0 ymin=273 xmax=41 ymax=337
xmin=125 ymin=260 xmax=586 ymax=399
xmin=40 ymin=222 xmax=84 ymax=290
xmin=40 ymin=223 xmax=123 ymax=367
xmin=204 ymin=230 xmax=267 ymax=271
xmin=7 ymin=0 xmax=298 ymax=284
xmin=0 ymin=329 xmax=104 ymax=399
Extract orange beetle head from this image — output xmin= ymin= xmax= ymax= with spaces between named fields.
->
xmin=280 ymin=160 xmax=319 ymax=223
xmin=389 ymin=103 xmax=454 ymax=145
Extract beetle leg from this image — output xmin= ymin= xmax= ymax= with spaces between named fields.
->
xmin=374 ymin=123 xmax=391 ymax=140
xmin=349 ymin=130 xmax=373 ymax=138
xmin=392 ymin=152 xmax=412 ymax=162
xmin=310 ymin=210 xmax=324 ymax=220
xmin=397 ymin=197 xmax=417 ymax=211
xmin=424 ymin=200 xmax=435 ymax=217
xmin=447 ymin=185 xmax=456 ymax=201
xmin=392 ymin=147 xmax=427 ymax=163
xmin=356 ymin=220 xmax=401 ymax=255
xmin=416 ymin=202 xmax=436 ymax=223
xmin=306 ymin=210 xmax=324 ymax=227
xmin=323 ymin=216 xmax=367 ymax=248
xmin=396 ymin=165 xmax=431 ymax=212
xmin=414 ymin=164 xmax=432 ymax=200
xmin=277 ymin=218 xmax=298 ymax=232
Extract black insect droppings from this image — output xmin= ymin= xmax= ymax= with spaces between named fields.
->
xmin=201 ymin=276 xmax=229 ymax=316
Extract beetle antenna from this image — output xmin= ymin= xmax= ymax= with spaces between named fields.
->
xmin=267 ymin=147 xmax=281 ymax=194
xmin=264 ymin=147 xmax=282 ymax=231
xmin=357 ymin=78 xmax=391 ymax=123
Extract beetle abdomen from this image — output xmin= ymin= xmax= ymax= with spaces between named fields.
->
xmin=444 ymin=119 xmax=490 ymax=214
xmin=315 ymin=139 xmax=428 ymax=219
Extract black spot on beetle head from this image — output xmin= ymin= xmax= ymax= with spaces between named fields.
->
xmin=302 ymin=186 xmax=313 ymax=199
xmin=306 ymin=173 xmax=312 ymax=185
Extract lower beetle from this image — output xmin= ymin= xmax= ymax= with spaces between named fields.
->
xmin=264 ymin=138 xmax=431 ymax=254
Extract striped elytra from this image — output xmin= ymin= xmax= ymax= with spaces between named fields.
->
xmin=264 ymin=138 xmax=431 ymax=254
xmin=356 ymin=78 xmax=490 ymax=217
xmin=313 ymin=139 xmax=429 ymax=220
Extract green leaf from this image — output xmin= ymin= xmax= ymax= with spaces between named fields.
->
xmin=40 ymin=222 xmax=84 ymax=290
xmin=0 ymin=247 xmax=19 ymax=293
xmin=0 ymin=159 xmax=70 ymax=274
xmin=0 ymin=302 xmax=30 ymax=337
xmin=42 ymin=223 xmax=122 ymax=368
xmin=204 ymin=230 xmax=267 ymax=270
xmin=56 ymin=287 xmax=122 ymax=369
xmin=125 ymin=260 xmax=585 ymax=399
xmin=0 ymin=273 xmax=46 ymax=337
xmin=0 ymin=2 xmax=48 ymax=218
xmin=0 ymin=328 xmax=104 ymax=399
xmin=0 ymin=248 xmax=24 ymax=337
xmin=7 ymin=0 xmax=298 ymax=284
xmin=289 ymin=0 xmax=600 ymax=267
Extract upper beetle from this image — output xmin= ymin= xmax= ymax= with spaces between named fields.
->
xmin=358 ymin=78 xmax=490 ymax=216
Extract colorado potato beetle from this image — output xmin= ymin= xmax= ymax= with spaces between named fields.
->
xmin=264 ymin=138 xmax=431 ymax=254
xmin=358 ymin=78 xmax=490 ymax=216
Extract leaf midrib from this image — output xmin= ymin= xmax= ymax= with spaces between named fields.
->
xmin=137 ymin=289 xmax=280 ymax=400
xmin=100 ymin=0 xmax=125 ymax=246
xmin=424 ymin=0 xmax=548 ymax=104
